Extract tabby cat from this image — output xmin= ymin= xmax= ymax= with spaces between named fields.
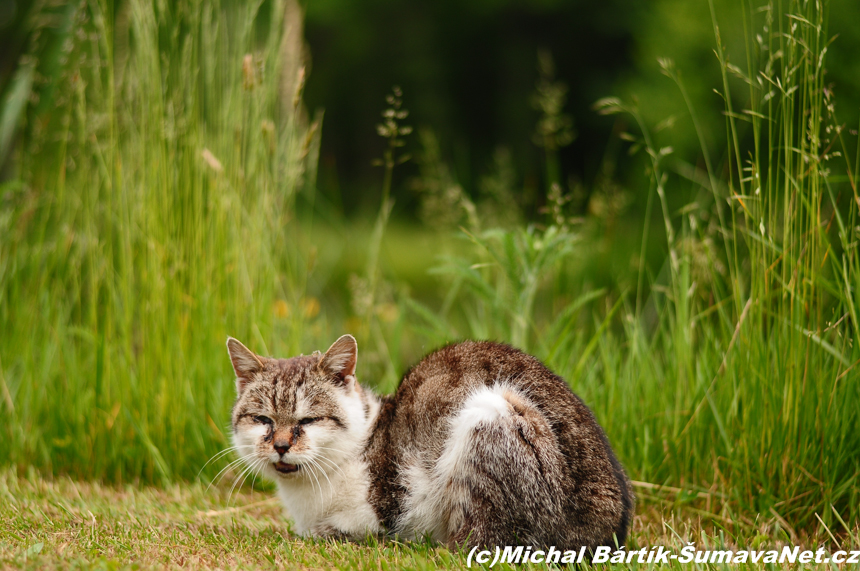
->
xmin=226 ymin=334 xmax=633 ymax=551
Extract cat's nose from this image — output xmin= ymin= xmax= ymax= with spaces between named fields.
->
xmin=274 ymin=440 xmax=291 ymax=455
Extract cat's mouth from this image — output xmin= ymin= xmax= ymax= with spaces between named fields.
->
xmin=274 ymin=461 xmax=299 ymax=474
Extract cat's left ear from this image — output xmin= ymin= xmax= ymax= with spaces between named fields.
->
xmin=320 ymin=334 xmax=357 ymax=386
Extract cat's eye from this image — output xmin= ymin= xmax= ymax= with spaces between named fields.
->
xmin=254 ymin=415 xmax=273 ymax=425
xmin=298 ymin=417 xmax=319 ymax=425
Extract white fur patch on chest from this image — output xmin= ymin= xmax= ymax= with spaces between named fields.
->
xmin=276 ymin=389 xmax=383 ymax=538
xmin=276 ymin=456 xmax=381 ymax=537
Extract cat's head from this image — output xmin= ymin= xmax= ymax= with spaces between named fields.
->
xmin=226 ymin=335 xmax=369 ymax=482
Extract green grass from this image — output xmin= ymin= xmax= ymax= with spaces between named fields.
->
xmin=0 ymin=0 xmax=859 ymax=557
xmin=2 ymin=469 xmax=856 ymax=570
xmin=0 ymin=0 xmax=326 ymax=484
xmin=1 ymin=468 xmax=461 ymax=570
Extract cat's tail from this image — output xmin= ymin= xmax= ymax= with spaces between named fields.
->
xmin=435 ymin=384 xmax=566 ymax=549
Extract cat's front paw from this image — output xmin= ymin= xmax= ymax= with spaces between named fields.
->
xmin=309 ymin=524 xmax=347 ymax=540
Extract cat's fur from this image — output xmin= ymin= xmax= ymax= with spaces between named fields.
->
xmin=226 ymin=334 xmax=633 ymax=551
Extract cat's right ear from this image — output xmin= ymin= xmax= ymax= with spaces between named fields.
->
xmin=226 ymin=337 xmax=264 ymax=394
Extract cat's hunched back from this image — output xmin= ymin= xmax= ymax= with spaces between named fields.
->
xmin=226 ymin=334 xmax=633 ymax=552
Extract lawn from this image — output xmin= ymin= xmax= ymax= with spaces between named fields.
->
xmin=4 ymin=470 xmax=856 ymax=570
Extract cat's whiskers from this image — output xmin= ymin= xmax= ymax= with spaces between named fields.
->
xmin=227 ymin=460 xmax=259 ymax=505
xmin=208 ymin=453 xmax=255 ymax=493
xmin=218 ymin=456 xmax=255 ymax=494
xmin=198 ymin=444 xmax=254 ymax=480
xmin=306 ymin=460 xmax=325 ymax=502
xmin=312 ymin=456 xmax=347 ymax=482
xmin=246 ymin=456 xmax=270 ymax=497
xmin=228 ymin=456 xmax=267 ymax=506
xmin=248 ymin=455 xmax=267 ymax=494
xmin=312 ymin=445 xmax=348 ymax=456
xmin=300 ymin=456 xmax=327 ymax=504
xmin=305 ymin=455 xmax=335 ymax=497
xmin=314 ymin=458 xmax=340 ymax=503
xmin=208 ymin=456 xmax=247 ymax=491
xmin=310 ymin=452 xmax=348 ymax=481
xmin=311 ymin=446 xmax=353 ymax=472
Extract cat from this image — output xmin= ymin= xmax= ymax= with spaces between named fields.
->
xmin=226 ymin=334 xmax=633 ymax=551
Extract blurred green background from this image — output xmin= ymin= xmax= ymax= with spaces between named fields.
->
xmin=1 ymin=0 xmax=859 ymax=537
xmin=300 ymin=0 xmax=860 ymax=217
xmin=5 ymin=0 xmax=859 ymax=213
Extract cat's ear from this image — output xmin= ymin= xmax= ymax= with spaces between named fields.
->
xmin=320 ymin=334 xmax=357 ymax=385
xmin=226 ymin=337 xmax=264 ymax=393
